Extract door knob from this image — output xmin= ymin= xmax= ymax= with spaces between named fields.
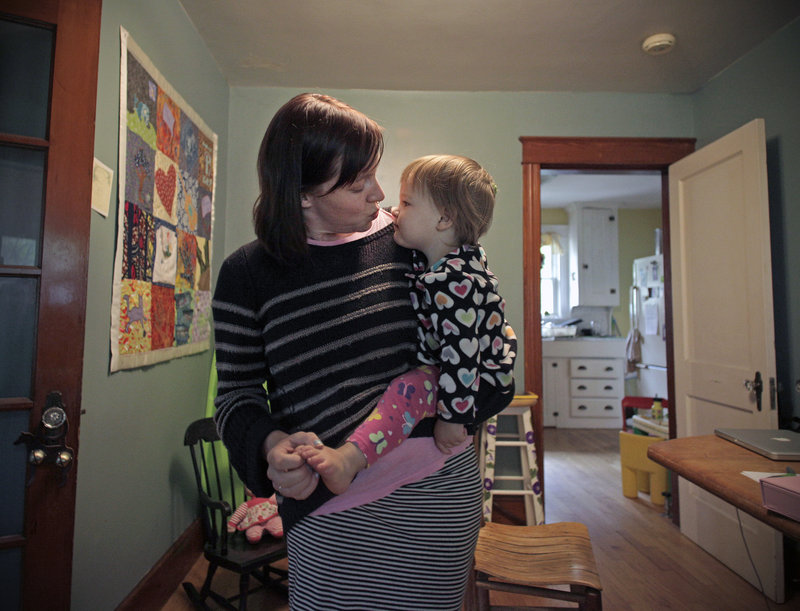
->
xmin=744 ymin=371 xmax=763 ymax=411
xmin=14 ymin=391 xmax=74 ymax=486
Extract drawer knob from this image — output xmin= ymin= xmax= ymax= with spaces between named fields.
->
xmin=578 ymin=385 xmax=587 ymax=390
xmin=605 ymin=366 xmax=613 ymax=371
xmin=604 ymin=405 xmax=613 ymax=411
xmin=578 ymin=365 xmax=587 ymax=371
xmin=604 ymin=385 xmax=613 ymax=390
xmin=578 ymin=405 xmax=587 ymax=410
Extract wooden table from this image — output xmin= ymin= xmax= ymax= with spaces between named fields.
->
xmin=648 ymin=435 xmax=800 ymax=540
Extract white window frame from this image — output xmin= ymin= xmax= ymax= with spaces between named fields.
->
xmin=541 ymin=224 xmax=570 ymax=320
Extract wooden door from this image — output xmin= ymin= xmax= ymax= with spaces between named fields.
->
xmin=0 ymin=1 xmax=101 ymax=608
xmin=669 ymin=118 xmax=782 ymax=601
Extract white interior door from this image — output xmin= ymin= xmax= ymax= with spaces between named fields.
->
xmin=669 ymin=118 xmax=782 ymax=601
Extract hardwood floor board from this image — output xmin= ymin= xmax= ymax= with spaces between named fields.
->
xmin=164 ymin=428 xmax=796 ymax=609
xmin=162 ymin=556 xmax=289 ymax=610
xmin=543 ymin=428 xmax=793 ymax=610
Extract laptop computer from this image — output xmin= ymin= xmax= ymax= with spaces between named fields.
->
xmin=715 ymin=428 xmax=800 ymax=461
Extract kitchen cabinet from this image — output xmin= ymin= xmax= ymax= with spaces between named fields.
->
xmin=568 ymin=204 xmax=619 ymax=307
xmin=569 ymin=358 xmax=623 ymax=426
xmin=542 ymin=358 xmax=569 ymax=427
xmin=541 ymin=338 xmax=625 ymax=429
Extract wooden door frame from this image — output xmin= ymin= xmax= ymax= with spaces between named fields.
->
xmin=1 ymin=1 xmax=101 ymax=607
xmin=520 ymin=136 xmax=695 ymax=505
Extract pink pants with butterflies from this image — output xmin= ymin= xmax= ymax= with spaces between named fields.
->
xmin=347 ymin=365 xmax=439 ymax=466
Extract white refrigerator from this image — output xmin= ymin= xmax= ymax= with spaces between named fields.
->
xmin=630 ymin=254 xmax=668 ymax=399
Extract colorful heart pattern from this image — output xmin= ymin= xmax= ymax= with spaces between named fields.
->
xmin=155 ymin=165 xmax=176 ymax=216
xmin=409 ymin=245 xmax=517 ymax=422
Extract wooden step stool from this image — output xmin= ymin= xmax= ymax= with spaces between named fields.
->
xmin=479 ymin=394 xmax=544 ymax=525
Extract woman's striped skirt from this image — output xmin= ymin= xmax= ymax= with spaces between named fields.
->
xmin=286 ymin=447 xmax=483 ymax=610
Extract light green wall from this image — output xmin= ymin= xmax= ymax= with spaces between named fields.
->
xmin=692 ymin=17 xmax=800 ymax=422
xmin=75 ymin=1 xmax=229 ymax=608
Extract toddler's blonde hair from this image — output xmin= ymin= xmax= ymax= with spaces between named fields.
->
xmin=401 ymin=154 xmax=496 ymax=246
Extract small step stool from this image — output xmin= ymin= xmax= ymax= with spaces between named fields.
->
xmin=619 ymin=430 xmax=668 ymax=506
xmin=479 ymin=394 xmax=544 ymax=525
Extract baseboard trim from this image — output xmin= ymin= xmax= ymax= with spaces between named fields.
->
xmin=116 ymin=518 xmax=203 ymax=611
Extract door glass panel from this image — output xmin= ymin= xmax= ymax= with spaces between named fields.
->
xmin=0 ymin=18 xmax=53 ymax=139
xmin=0 ymin=548 xmax=22 ymax=611
xmin=0 ymin=410 xmax=29 ymax=536
xmin=0 ymin=146 xmax=46 ymax=267
xmin=0 ymin=278 xmax=38 ymax=398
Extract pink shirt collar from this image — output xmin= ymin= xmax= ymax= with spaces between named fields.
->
xmin=307 ymin=208 xmax=393 ymax=246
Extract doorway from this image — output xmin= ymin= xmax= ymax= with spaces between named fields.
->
xmin=519 ymin=136 xmax=695 ymax=509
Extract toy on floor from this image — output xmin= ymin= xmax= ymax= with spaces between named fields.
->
xmin=227 ymin=493 xmax=284 ymax=543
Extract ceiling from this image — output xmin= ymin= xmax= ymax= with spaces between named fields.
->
xmin=178 ymin=0 xmax=800 ymax=93
xmin=176 ymin=0 xmax=798 ymax=208
xmin=540 ymin=170 xmax=662 ymax=209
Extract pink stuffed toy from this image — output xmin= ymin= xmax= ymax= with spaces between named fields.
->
xmin=227 ymin=494 xmax=283 ymax=543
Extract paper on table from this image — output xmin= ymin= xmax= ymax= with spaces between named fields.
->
xmin=742 ymin=471 xmax=785 ymax=482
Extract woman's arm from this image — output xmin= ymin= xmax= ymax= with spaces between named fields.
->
xmin=212 ymin=251 xmax=284 ymax=497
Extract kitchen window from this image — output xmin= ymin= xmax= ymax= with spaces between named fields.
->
xmin=541 ymin=225 xmax=569 ymax=319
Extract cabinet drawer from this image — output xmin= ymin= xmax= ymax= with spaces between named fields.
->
xmin=570 ymin=379 xmax=622 ymax=397
xmin=570 ymin=358 xmax=620 ymax=378
xmin=570 ymin=398 xmax=619 ymax=419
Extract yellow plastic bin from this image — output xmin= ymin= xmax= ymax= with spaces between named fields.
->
xmin=619 ymin=431 xmax=668 ymax=506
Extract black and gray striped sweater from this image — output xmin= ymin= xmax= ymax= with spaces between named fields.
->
xmin=213 ymin=224 xmax=513 ymax=531
xmin=212 ymin=225 xmax=421 ymax=530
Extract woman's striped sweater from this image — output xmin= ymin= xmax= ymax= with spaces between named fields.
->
xmin=212 ymin=225 xmax=419 ymax=530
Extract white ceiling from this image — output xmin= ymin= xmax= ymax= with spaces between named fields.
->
xmin=176 ymin=0 xmax=799 ymax=207
xmin=178 ymin=0 xmax=800 ymax=93
xmin=541 ymin=170 xmax=662 ymax=209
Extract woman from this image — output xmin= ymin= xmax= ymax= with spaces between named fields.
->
xmin=213 ymin=93 xmax=498 ymax=609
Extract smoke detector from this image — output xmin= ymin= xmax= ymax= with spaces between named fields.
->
xmin=642 ymin=33 xmax=676 ymax=55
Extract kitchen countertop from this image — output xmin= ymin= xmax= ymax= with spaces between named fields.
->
xmin=542 ymin=336 xmax=626 ymax=358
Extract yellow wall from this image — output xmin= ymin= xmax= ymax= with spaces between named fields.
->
xmin=542 ymin=208 xmax=569 ymax=225
xmin=615 ymin=208 xmax=662 ymax=335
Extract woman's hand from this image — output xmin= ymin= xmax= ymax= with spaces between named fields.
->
xmin=264 ymin=431 xmax=321 ymax=500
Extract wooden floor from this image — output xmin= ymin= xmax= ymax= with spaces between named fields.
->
xmin=163 ymin=428 xmax=796 ymax=610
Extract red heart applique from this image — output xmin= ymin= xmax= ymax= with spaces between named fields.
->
xmin=155 ymin=165 xmax=176 ymax=216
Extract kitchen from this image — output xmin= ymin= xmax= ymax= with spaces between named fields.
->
xmin=539 ymin=169 xmax=665 ymax=430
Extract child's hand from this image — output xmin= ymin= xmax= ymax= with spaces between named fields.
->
xmin=434 ymin=420 xmax=467 ymax=454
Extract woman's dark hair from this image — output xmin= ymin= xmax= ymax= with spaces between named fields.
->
xmin=253 ymin=93 xmax=384 ymax=263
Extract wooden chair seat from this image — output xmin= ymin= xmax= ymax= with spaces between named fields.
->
xmin=471 ymin=521 xmax=602 ymax=610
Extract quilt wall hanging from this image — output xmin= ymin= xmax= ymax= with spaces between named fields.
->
xmin=110 ymin=28 xmax=217 ymax=372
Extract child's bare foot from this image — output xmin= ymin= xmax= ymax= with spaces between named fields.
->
xmin=296 ymin=442 xmax=367 ymax=494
